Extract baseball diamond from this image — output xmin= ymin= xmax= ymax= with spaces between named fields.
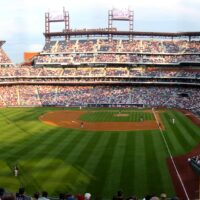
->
xmin=39 ymin=110 xmax=164 ymax=131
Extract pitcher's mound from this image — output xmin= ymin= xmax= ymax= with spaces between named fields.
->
xmin=114 ymin=114 xmax=129 ymax=117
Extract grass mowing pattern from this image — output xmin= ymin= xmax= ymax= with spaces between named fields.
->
xmin=80 ymin=111 xmax=154 ymax=122
xmin=0 ymin=108 xmax=199 ymax=199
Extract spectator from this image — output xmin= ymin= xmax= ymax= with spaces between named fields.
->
xmin=38 ymin=192 xmax=49 ymax=200
xmin=126 ymin=196 xmax=137 ymax=200
xmin=16 ymin=188 xmax=29 ymax=200
xmin=76 ymin=194 xmax=84 ymax=200
xmin=113 ymin=191 xmax=124 ymax=200
xmin=160 ymin=193 xmax=167 ymax=200
xmin=32 ymin=193 xmax=40 ymax=200
xmin=2 ymin=193 xmax=16 ymax=200
xmin=84 ymin=193 xmax=91 ymax=200
xmin=58 ymin=193 xmax=65 ymax=200
xmin=0 ymin=188 xmax=5 ymax=200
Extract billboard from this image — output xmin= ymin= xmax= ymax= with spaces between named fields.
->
xmin=112 ymin=8 xmax=130 ymax=20
xmin=49 ymin=9 xmax=64 ymax=21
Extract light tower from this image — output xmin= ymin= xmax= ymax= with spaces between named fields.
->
xmin=108 ymin=8 xmax=134 ymax=41
xmin=45 ymin=7 xmax=70 ymax=42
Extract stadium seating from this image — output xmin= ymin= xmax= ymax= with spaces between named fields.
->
xmin=0 ymin=85 xmax=199 ymax=113
xmin=0 ymin=47 xmax=13 ymax=66
xmin=0 ymin=37 xmax=200 ymax=119
xmin=35 ymin=39 xmax=200 ymax=65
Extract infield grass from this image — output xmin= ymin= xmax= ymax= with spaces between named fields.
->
xmin=80 ymin=111 xmax=154 ymax=122
xmin=0 ymin=108 xmax=199 ymax=199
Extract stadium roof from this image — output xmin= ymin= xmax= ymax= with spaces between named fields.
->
xmin=44 ymin=30 xmax=200 ymax=39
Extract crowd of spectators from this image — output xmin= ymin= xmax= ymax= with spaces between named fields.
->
xmin=0 ymin=187 xmax=92 ymax=200
xmin=0 ymin=187 xmax=179 ymax=200
xmin=128 ymin=68 xmax=200 ymax=78
xmin=0 ymin=48 xmax=12 ymax=66
xmin=78 ymin=40 xmax=97 ymax=52
xmin=0 ymin=86 xmax=18 ymax=106
xmin=35 ymin=54 xmax=200 ymax=65
xmin=0 ymin=66 xmax=199 ymax=79
xmin=105 ymin=68 xmax=128 ymax=76
xmin=2 ymin=39 xmax=200 ymax=66
xmin=96 ymin=54 xmax=117 ymax=63
xmin=18 ymin=86 xmax=41 ymax=106
xmin=35 ymin=39 xmax=200 ymax=65
xmin=42 ymin=39 xmax=200 ymax=54
xmin=0 ymin=85 xmax=199 ymax=112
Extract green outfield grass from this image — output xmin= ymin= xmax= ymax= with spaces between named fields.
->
xmin=0 ymin=108 xmax=199 ymax=199
xmin=80 ymin=111 xmax=154 ymax=122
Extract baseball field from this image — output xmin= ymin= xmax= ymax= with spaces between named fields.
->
xmin=0 ymin=107 xmax=199 ymax=199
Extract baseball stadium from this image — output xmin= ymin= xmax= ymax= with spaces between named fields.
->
xmin=0 ymin=6 xmax=200 ymax=200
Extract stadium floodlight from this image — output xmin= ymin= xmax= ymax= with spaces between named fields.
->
xmin=45 ymin=7 xmax=70 ymax=42
xmin=108 ymin=7 xmax=134 ymax=41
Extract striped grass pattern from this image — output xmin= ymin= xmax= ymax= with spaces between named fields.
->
xmin=0 ymin=108 xmax=199 ymax=199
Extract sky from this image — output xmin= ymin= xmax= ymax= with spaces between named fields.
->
xmin=1 ymin=0 xmax=200 ymax=63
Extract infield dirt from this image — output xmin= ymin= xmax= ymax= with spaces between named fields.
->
xmin=39 ymin=110 xmax=164 ymax=131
